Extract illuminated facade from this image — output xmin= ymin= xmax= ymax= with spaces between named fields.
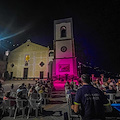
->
xmin=7 ymin=40 xmax=49 ymax=79
xmin=52 ymin=18 xmax=77 ymax=79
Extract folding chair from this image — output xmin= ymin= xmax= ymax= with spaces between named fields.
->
xmin=10 ymin=92 xmax=17 ymax=98
xmin=0 ymin=98 xmax=4 ymax=118
xmin=22 ymin=89 xmax=28 ymax=99
xmin=0 ymin=90 xmax=4 ymax=97
xmin=106 ymin=93 xmax=116 ymax=103
xmin=4 ymin=99 xmax=16 ymax=117
xmin=68 ymin=93 xmax=82 ymax=120
xmin=66 ymin=93 xmax=70 ymax=104
xmin=27 ymin=95 xmax=42 ymax=119
xmin=14 ymin=98 xmax=28 ymax=119
xmin=41 ymin=92 xmax=48 ymax=105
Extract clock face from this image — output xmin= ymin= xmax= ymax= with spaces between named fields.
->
xmin=61 ymin=46 xmax=67 ymax=52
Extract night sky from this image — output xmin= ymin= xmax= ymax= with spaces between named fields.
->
xmin=0 ymin=1 xmax=120 ymax=74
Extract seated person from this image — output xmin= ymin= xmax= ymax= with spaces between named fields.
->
xmin=65 ymin=81 xmax=70 ymax=86
xmin=70 ymin=80 xmax=74 ymax=86
xmin=106 ymin=84 xmax=117 ymax=93
xmin=3 ymin=91 xmax=16 ymax=106
xmin=44 ymin=84 xmax=49 ymax=93
xmin=38 ymin=86 xmax=46 ymax=102
xmin=28 ymin=86 xmax=37 ymax=98
xmin=16 ymin=85 xmax=23 ymax=94
xmin=101 ymin=82 xmax=109 ymax=93
xmin=106 ymin=78 xmax=117 ymax=93
xmin=66 ymin=85 xmax=76 ymax=104
xmin=38 ymin=85 xmax=45 ymax=94
xmin=29 ymin=86 xmax=40 ymax=99
xmin=17 ymin=90 xmax=28 ymax=107
xmin=93 ymin=78 xmax=101 ymax=89
xmin=67 ymin=85 xmax=76 ymax=94
xmin=73 ymin=82 xmax=78 ymax=90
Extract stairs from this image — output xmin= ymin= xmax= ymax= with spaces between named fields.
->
xmin=49 ymin=81 xmax=66 ymax=104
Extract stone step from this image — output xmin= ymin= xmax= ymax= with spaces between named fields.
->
xmin=51 ymin=95 xmax=65 ymax=98
xmin=52 ymin=92 xmax=65 ymax=94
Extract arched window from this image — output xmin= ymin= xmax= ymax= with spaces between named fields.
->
xmin=60 ymin=26 xmax=66 ymax=37
xmin=25 ymin=55 xmax=30 ymax=62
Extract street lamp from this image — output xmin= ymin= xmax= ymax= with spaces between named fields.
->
xmin=5 ymin=50 xmax=10 ymax=57
xmin=4 ymin=50 xmax=10 ymax=80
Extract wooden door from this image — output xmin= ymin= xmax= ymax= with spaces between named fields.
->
xmin=23 ymin=68 xmax=28 ymax=79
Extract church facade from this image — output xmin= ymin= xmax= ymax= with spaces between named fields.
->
xmin=7 ymin=40 xmax=50 ymax=79
xmin=52 ymin=18 xmax=77 ymax=79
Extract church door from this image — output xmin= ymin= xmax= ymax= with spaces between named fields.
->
xmin=40 ymin=71 xmax=44 ymax=79
xmin=23 ymin=68 xmax=28 ymax=79
xmin=10 ymin=72 xmax=13 ymax=79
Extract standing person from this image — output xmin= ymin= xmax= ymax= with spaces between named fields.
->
xmin=10 ymin=84 xmax=15 ymax=92
xmin=27 ymin=83 xmax=31 ymax=91
xmin=10 ymin=84 xmax=16 ymax=97
xmin=3 ymin=91 xmax=16 ymax=106
xmin=0 ymin=82 xmax=4 ymax=97
xmin=71 ymin=74 xmax=109 ymax=120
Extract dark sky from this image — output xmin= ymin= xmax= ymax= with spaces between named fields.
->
xmin=0 ymin=1 xmax=120 ymax=73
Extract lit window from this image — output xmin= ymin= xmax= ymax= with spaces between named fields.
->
xmin=25 ymin=55 xmax=30 ymax=62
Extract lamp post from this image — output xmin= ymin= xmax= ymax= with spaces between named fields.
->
xmin=4 ymin=50 xmax=10 ymax=80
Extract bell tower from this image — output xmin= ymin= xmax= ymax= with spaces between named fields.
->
xmin=53 ymin=18 xmax=77 ymax=79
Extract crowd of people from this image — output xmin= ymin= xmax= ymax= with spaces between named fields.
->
xmin=0 ymin=80 xmax=53 ymax=118
xmin=65 ymin=74 xmax=120 ymax=95
xmin=0 ymin=74 xmax=120 ymax=119
xmin=65 ymin=74 xmax=120 ymax=120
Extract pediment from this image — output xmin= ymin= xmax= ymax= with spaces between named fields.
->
xmin=11 ymin=40 xmax=49 ymax=53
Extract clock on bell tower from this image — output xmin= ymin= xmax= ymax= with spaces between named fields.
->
xmin=53 ymin=18 xmax=77 ymax=78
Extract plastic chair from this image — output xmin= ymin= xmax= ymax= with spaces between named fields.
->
xmin=66 ymin=93 xmax=70 ymax=104
xmin=4 ymin=99 xmax=16 ymax=117
xmin=29 ymin=92 xmax=39 ymax=99
xmin=42 ymin=92 xmax=49 ymax=105
xmin=14 ymin=98 xmax=28 ymax=119
xmin=0 ymin=90 xmax=4 ymax=97
xmin=10 ymin=92 xmax=17 ymax=98
xmin=68 ymin=94 xmax=82 ymax=120
xmin=0 ymin=99 xmax=4 ymax=117
xmin=27 ymin=96 xmax=42 ymax=119
xmin=106 ymin=93 xmax=116 ymax=103
xmin=22 ymin=89 xmax=28 ymax=99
